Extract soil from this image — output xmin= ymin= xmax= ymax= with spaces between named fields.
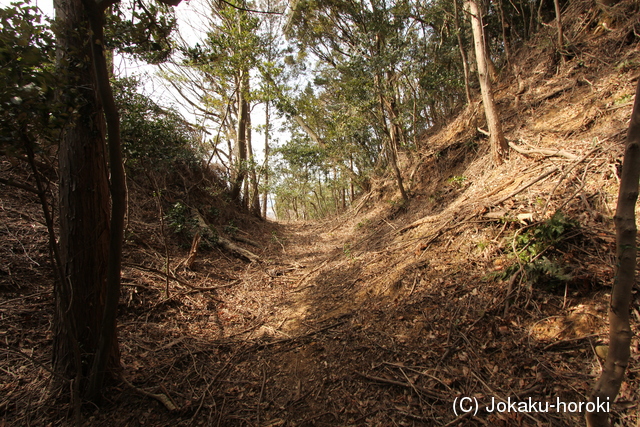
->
xmin=2 ymin=0 xmax=640 ymax=425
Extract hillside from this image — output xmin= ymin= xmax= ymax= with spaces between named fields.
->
xmin=2 ymin=0 xmax=640 ymax=425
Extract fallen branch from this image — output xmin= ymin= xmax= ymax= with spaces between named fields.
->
xmin=193 ymin=211 xmax=260 ymax=262
xmin=123 ymin=262 xmax=193 ymax=288
xmin=230 ymin=234 xmax=262 ymax=248
xmin=1 ymin=342 xmax=68 ymax=382
xmin=184 ymin=280 xmax=239 ymax=293
xmin=184 ymin=232 xmax=201 ymax=269
xmin=508 ymin=140 xmax=578 ymax=160
xmin=256 ymin=319 xmax=347 ymax=348
xmin=354 ymin=371 xmax=447 ymax=401
xmin=121 ymin=376 xmax=177 ymax=412
xmin=292 ymin=258 xmax=331 ymax=289
xmin=218 ymin=236 xmax=260 ymax=262
xmin=493 ymin=167 xmax=559 ymax=205
xmin=124 ymin=262 xmax=234 ymax=296
xmin=542 ymin=144 xmax=602 ymax=215
xmin=542 ymin=334 xmax=600 ymax=351
xmin=0 ymin=177 xmax=39 ymax=194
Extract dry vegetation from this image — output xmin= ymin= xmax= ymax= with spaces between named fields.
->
xmin=2 ymin=0 xmax=640 ymax=425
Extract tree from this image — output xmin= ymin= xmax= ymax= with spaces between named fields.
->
xmin=53 ymin=0 xmax=180 ymax=402
xmin=453 ymin=0 xmax=473 ymax=104
xmin=464 ymin=0 xmax=508 ymax=164
xmin=553 ymin=0 xmax=565 ymax=61
xmin=173 ymin=1 xmax=264 ymax=208
xmin=285 ymin=0 xmax=420 ymax=201
xmin=586 ymin=80 xmax=640 ymax=427
xmin=0 ymin=9 xmax=71 ymax=382
xmin=53 ymin=0 xmax=117 ymax=399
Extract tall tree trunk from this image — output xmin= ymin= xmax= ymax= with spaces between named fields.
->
xmin=350 ymin=155 xmax=355 ymax=202
xmin=387 ymin=118 xmax=408 ymax=202
xmin=479 ymin=0 xmax=498 ymax=81
xmin=231 ymin=70 xmax=249 ymax=202
xmin=553 ymin=0 xmax=565 ymax=60
xmin=496 ymin=0 xmax=512 ymax=67
xmin=454 ymin=0 xmax=473 ymax=104
xmin=83 ymin=0 xmax=126 ymax=400
xmin=246 ymin=109 xmax=261 ymax=217
xmin=373 ymin=49 xmax=408 ymax=202
xmin=586 ymin=80 xmax=640 ymax=427
xmin=466 ymin=0 xmax=508 ymax=164
xmin=53 ymin=0 xmax=119 ymax=389
xmin=262 ymin=101 xmax=270 ymax=219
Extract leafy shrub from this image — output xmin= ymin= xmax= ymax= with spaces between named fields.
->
xmin=166 ymin=202 xmax=196 ymax=238
xmin=504 ymin=212 xmax=578 ymax=290
xmin=114 ymin=77 xmax=201 ymax=171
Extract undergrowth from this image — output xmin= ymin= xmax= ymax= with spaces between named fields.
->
xmin=503 ymin=212 xmax=580 ymax=292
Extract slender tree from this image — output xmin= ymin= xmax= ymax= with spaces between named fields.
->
xmin=586 ymin=80 xmax=640 ymax=427
xmin=553 ymin=0 xmax=565 ymax=61
xmin=465 ymin=0 xmax=508 ymax=164
xmin=453 ymin=0 xmax=473 ymax=104
xmin=53 ymin=0 xmax=116 ymax=391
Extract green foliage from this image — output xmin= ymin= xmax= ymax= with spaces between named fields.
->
xmin=177 ymin=3 xmax=264 ymax=111
xmin=615 ymin=93 xmax=633 ymax=105
xmin=166 ymin=201 xmax=196 ymax=237
xmin=201 ymin=226 xmax=219 ymax=249
xmin=343 ymin=242 xmax=353 ymax=259
xmin=272 ymin=133 xmax=352 ymax=220
xmin=503 ymin=212 xmax=578 ymax=290
xmin=105 ymin=0 xmax=177 ymax=64
xmin=447 ymin=175 xmax=468 ymax=187
xmin=514 ymin=212 xmax=578 ymax=262
xmin=275 ymin=137 xmax=327 ymax=171
xmin=356 ymin=218 xmax=371 ymax=229
xmin=0 ymin=2 xmax=60 ymax=152
xmin=114 ymin=77 xmax=201 ymax=170
xmin=224 ymin=220 xmax=238 ymax=236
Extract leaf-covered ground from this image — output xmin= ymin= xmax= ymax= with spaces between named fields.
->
xmin=2 ymin=0 xmax=640 ymax=425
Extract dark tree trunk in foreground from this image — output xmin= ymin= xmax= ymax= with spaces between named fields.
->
xmin=83 ymin=0 xmax=127 ymax=400
xmin=53 ymin=0 xmax=119 ymax=387
xmin=586 ymin=80 xmax=640 ymax=427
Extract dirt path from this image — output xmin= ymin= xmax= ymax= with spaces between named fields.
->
xmin=1 ymin=191 xmax=636 ymax=427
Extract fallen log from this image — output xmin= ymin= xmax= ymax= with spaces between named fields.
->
xmin=193 ymin=211 xmax=260 ymax=262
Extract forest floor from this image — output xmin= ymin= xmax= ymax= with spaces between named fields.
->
xmin=1 ymin=165 xmax=639 ymax=427
xmin=3 ymin=1 xmax=640 ymax=425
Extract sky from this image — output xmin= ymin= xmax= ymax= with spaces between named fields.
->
xmin=2 ymin=0 xmax=288 ymax=217
xmin=1 ymin=0 xmax=290 ymax=161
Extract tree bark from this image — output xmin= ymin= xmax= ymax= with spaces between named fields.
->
xmin=465 ymin=0 xmax=508 ymax=164
xmin=454 ymin=0 xmax=473 ymax=104
xmin=375 ymin=73 xmax=408 ymax=202
xmin=246 ymin=108 xmax=261 ymax=217
xmin=53 ymin=0 xmax=117 ymax=386
xmin=231 ymin=70 xmax=249 ymax=202
xmin=496 ymin=0 xmax=512 ymax=67
xmin=262 ymin=101 xmax=270 ymax=218
xmin=586 ymin=80 xmax=640 ymax=427
xmin=553 ymin=0 xmax=565 ymax=61
xmin=82 ymin=0 xmax=126 ymax=400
